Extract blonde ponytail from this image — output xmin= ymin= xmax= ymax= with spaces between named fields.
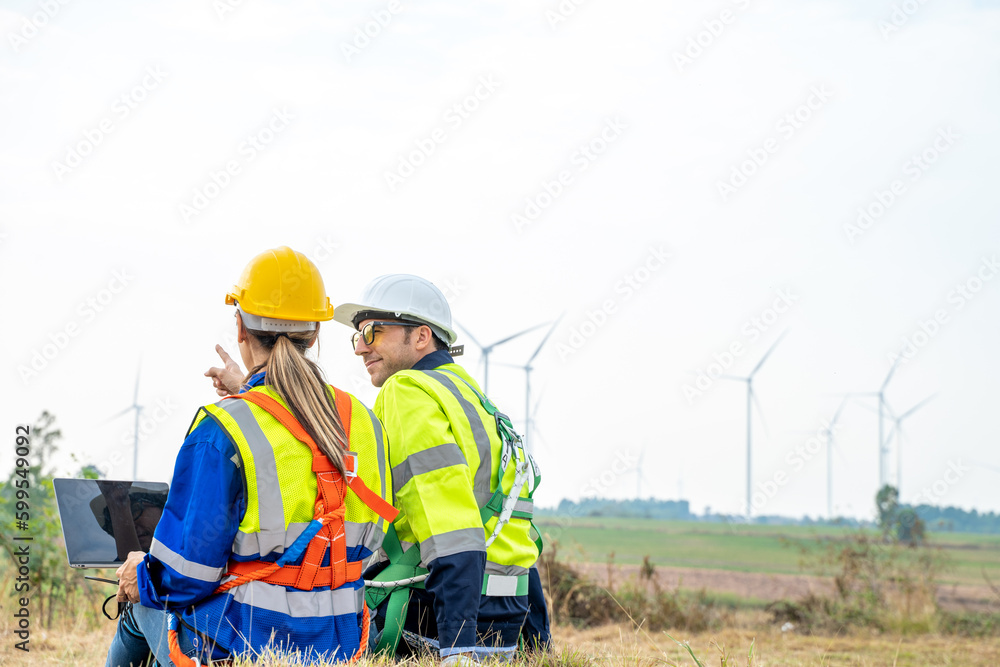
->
xmin=245 ymin=330 xmax=348 ymax=474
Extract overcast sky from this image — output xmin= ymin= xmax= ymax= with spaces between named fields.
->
xmin=2 ymin=0 xmax=999 ymax=522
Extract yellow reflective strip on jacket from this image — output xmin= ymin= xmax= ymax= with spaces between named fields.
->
xmin=375 ymin=363 xmax=538 ymax=571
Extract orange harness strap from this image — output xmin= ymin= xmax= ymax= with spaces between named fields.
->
xmin=168 ymin=387 xmax=385 ymax=667
xmin=223 ymin=557 xmax=363 ymax=588
xmin=235 ymin=389 xmax=398 ymax=522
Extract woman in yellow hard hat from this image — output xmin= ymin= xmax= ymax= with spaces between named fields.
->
xmin=106 ymin=247 xmax=395 ymax=666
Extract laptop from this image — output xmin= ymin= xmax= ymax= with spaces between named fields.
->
xmin=52 ymin=478 xmax=168 ymax=569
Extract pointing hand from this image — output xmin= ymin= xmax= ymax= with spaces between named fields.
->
xmin=204 ymin=345 xmax=244 ymax=396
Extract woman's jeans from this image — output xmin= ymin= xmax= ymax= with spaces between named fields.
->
xmin=105 ymin=603 xmax=203 ymax=667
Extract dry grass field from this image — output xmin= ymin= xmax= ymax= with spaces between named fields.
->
xmin=3 ymin=610 xmax=1000 ymax=666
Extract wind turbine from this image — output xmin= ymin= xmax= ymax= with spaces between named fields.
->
xmin=722 ymin=331 xmax=788 ymax=520
xmin=496 ymin=317 xmax=560 ymax=455
xmin=885 ymin=394 xmax=936 ymax=496
xmin=105 ymin=362 xmax=143 ymax=478
xmin=856 ymin=357 xmax=902 ymax=489
xmin=823 ymin=397 xmax=851 ymax=520
xmin=454 ymin=321 xmax=549 ymax=396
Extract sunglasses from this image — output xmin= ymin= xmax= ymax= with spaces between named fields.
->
xmin=351 ymin=321 xmax=421 ymax=350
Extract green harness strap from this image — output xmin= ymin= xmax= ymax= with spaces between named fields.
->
xmin=366 ymin=524 xmax=427 ymax=654
xmin=438 ymin=370 xmax=544 ymax=553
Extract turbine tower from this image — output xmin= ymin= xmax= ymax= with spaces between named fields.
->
xmin=885 ymin=394 xmax=935 ymax=495
xmin=455 ymin=321 xmax=548 ymax=395
xmin=497 ymin=317 xmax=560 ymax=456
xmin=823 ymin=397 xmax=851 ymax=520
xmin=857 ymin=358 xmax=901 ymax=489
xmin=106 ymin=362 xmax=143 ymax=478
xmin=722 ymin=331 xmax=787 ymax=520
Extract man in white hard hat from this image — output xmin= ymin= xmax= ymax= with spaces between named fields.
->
xmin=335 ymin=274 xmax=549 ymax=662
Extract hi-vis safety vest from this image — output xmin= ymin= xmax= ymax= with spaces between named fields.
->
xmin=366 ymin=363 xmax=541 ymax=654
xmin=166 ymin=385 xmax=397 ymax=666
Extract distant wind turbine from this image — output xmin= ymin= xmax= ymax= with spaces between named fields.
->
xmin=455 ymin=321 xmax=549 ymax=395
xmin=722 ymin=331 xmax=788 ymax=520
xmin=497 ymin=317 xmax=561 ymax=456
xmin=823 ymin=397 xmax=851 ymax=520
xmin=885 ymin=394 xmax=936 ymax=495
xmin=105 ymin=362 xmax=143 ymax=478
xmin=855 ymin=357 xmax=902 ymax=489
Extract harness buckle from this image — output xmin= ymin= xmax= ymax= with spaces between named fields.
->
xmin=344 ymin=451 xmax=359 ymax=479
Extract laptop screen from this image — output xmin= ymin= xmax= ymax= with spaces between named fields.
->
xmin=53 ymin=478 xmax=169 ymax=568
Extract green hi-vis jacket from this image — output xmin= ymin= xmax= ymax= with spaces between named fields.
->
xmin=375 ymin=362 xmax=539 ymax=579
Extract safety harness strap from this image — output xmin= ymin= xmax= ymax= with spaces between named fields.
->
xmin=367 ymin=525 xmax=426 ymax=654
xmin=224 ymin=558 xmax=363 ymax=588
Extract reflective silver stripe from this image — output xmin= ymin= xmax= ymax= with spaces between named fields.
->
xmin=364 ymin=405 xmax=388 ymax=507
xmin=485 ymin=561 xmax=528 ymax=577
xmin=232 ymin=521 xmax=310 ymax=557
xmin=424 ymin=371 xmax=492 ymax=494
xmin=150 ymin=538 xmax=224 ymax=583
xmin=345 ymin=521 xmax=384 ymax=554
xmin=391 ymin=443 xmax=466 ymax=493
xmin=420 ymin=526 xmax=485 ymax=563
xmin=218 ymin=398 xmax=287 ymax=555
xmin=484 ymin=574 xmax=520 ymax=596
xmin=227 ymin=580 xmax=362 ymax=617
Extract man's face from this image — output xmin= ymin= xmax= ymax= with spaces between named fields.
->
xmin=353 ymin=319 xmax=422 ymax=387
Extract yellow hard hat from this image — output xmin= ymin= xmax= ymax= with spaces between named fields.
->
xmin=225 ymin=247 xmax=334 ymax=325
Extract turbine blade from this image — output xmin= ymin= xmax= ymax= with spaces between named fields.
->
xmin=899 ymin=394 xmax=936 ymax=421
xmin=133 ymin=361 xmax=142 ymax=406
xmin=880 ymin=355 xmax=902 ymax=392
xmin=101 ymin=405 xmax=133 ymax=425
xmin=750 ymin=330 xmax=788 ymax=378
xmin=750 ymin=387 xmax=769 ymax=437
xmin=490 ymin=322 xmax=549 ymax=349
xmin=830 ymin=396 xmax=851 ymax=428
xmin=454 ymin=321 xmax=484 ymax=350
xmin=527 ymin=316 xmax=564 ymax=365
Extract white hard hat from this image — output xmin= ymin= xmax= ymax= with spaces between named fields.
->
xmin=334 ymin=274 xmax=458 ymax=345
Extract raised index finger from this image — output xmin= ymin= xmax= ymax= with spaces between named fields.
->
xmin=215 ymin=344 xmax=234 ymax=364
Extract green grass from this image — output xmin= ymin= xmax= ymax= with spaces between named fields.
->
xmin=536 ymin=516 xmax=1000 ymax=587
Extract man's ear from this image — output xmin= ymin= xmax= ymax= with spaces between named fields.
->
xmin=414 ymin=324 xmax=435 ymax=352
